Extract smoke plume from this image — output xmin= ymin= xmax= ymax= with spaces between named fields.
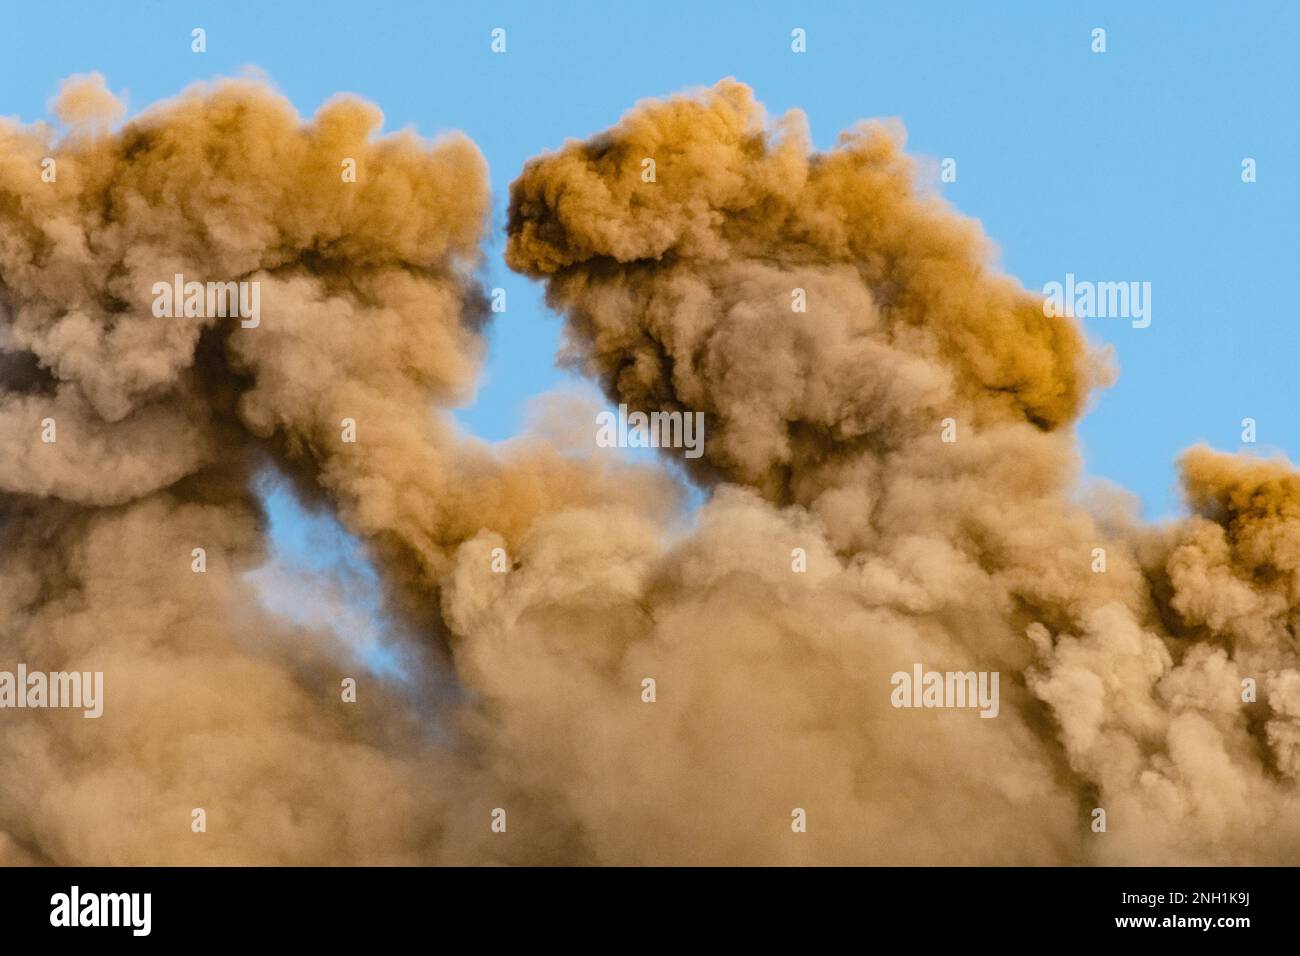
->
xmin=503 ymin=79 xmax=1300 ymax=864
xmin=1 ymin=74 xmax=1297 ymax=865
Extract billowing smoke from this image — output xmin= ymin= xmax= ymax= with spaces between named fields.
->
xmin=502 ymin=79 xmax=1300 ymax=864
xmin=1 ymin=74 xmax=1297 ymax=865
xmin=0 ymin=72 xmax=674 ymax=865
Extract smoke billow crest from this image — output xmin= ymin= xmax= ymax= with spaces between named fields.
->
xmin=1 ymin=74 xmax=1297 ymax=865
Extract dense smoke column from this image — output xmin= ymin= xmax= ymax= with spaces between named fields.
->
xmin=0 ymin=74 xmax=500 ymax=864
xmin=500 ymin=79 xmax=1300 ymax=863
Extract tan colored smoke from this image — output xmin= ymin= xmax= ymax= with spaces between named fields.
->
xmin=0 ymin=73 xmax=612 ymax=864
xmin=2 ymin=74 xmax=1297 ymax=865
xmin=499 ymin=79 xmax=1300 ymax=864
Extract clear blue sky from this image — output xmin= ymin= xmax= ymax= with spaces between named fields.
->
xmin=3 ymin=1 xmax=1296 ymax=599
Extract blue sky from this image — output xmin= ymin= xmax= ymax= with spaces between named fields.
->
xmin=3 ymin=1 xmax=1296 ymax=600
